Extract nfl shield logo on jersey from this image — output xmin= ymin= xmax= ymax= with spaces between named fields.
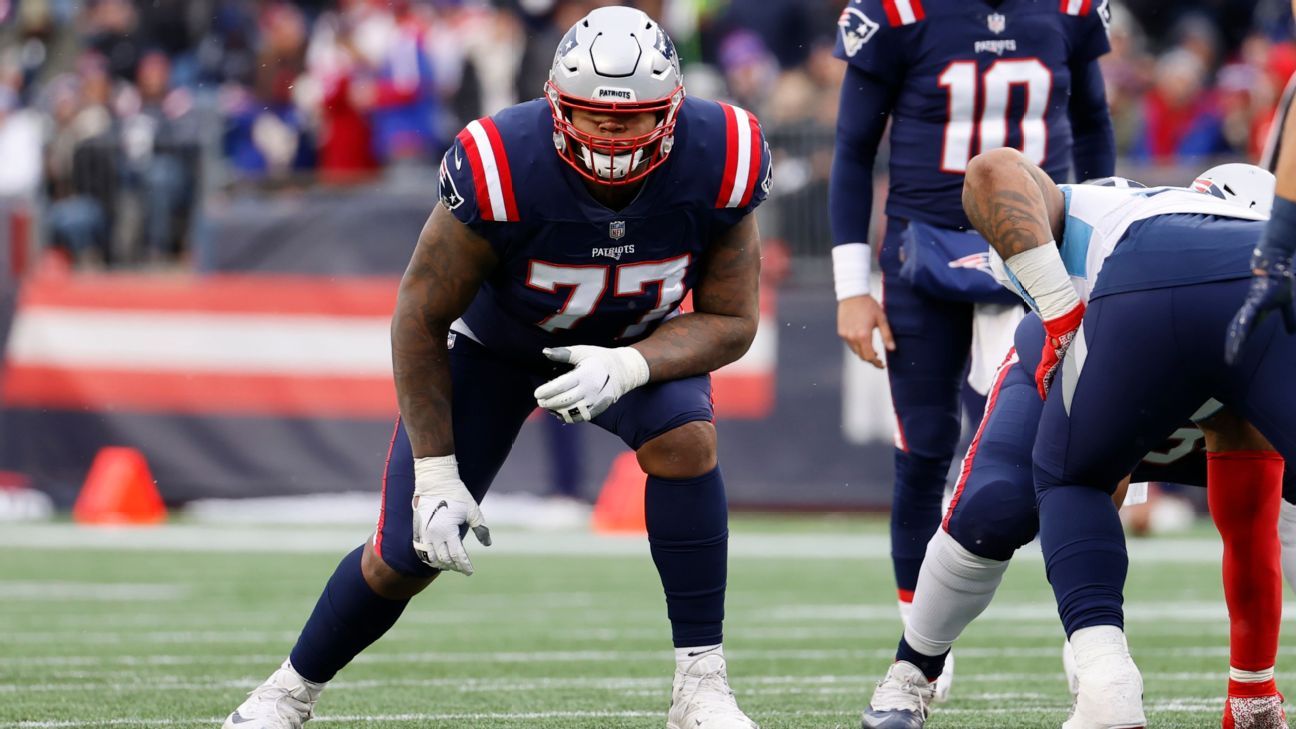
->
xmin=609 ymin=220 xmax=626 ymax=240
xmin=838 ymin=7 xmax=880 ymax=57
xmin=987 ymin=13 xmax=1006 ymax=34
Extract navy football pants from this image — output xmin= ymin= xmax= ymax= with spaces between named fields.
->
xmin=943 ymin=308 xmax=1296 ymax=565
xmin=375 ymin=334 xmax=714 ymax=578
xmin=1034 ymin=279 xmax=1296 ymax=635
xmin=880 ymin=218 xmax=981 ymax=594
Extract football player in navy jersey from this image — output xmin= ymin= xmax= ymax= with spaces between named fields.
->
xmin=222 ymin=8 xmax=769 ymax=729
xmin=829 ymin=0 xmax=1116 ymax=698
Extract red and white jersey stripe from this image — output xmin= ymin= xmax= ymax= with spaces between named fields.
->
xmin=456 ymin=118 xmax=519 ymax=222
xmin=881 ymin=0 xmax=925 ymax=26
xmin=714 ymin=102 xmax=764 ymax=210
xmin=942 ymin=346 xmax=1020 ymax=530
xmin=1060 ymin=0 xmax=1092 ymax=15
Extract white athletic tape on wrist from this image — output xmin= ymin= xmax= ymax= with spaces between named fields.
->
xmin=1003 ymin=244 xmax=1079 ymax=321
xmin=413 ymin=455 xmax=469 ymax=498
xmin=615 ymin=346 xmax=651 ymax=390
xmin=832 ymin=243 xmax=873 ymax=300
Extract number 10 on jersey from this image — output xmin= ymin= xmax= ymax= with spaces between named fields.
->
xmin=938 ymin=58 xmax=1052 ymax=173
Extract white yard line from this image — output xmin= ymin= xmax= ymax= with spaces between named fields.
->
xmin=0 ymin=671 xmax=1241 ymax=694
xmin=0 ymin=524 xmax=1228 ymax=563
xmin=0 ymin=703 xmax=1256 ymax=728
xmin=0 ymin=582 xmax=186 ymax=601
xmin=0 ymin=645 xmax=1237 ymax=669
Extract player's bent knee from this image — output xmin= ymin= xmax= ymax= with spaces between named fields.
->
xmin=1199 ymin=408 xmax=1276 ymax=453
xmin=636 ymin=421 xmax=718 ymax=479
xmin=947 ymin=487 xmax=1038 ymax=561
xmin=361 ymin=541 xmax=438 ymax=600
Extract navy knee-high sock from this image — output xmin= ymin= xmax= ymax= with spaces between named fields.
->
xmin=891 ymin=452 xmax=951 ymax=598
xmin=645 ymin=467 xmax=728 ymax=648
xmin=1037 ymin=485 xmax=1127 ymax=636
xmin=289 ymin=546 xmax=411 ymax=682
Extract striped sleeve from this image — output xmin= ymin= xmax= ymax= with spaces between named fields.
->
xmin=1061 ymin=0 xmax=1111 ymax=62
xmin=714 ymin=102 xmax=771 ymax=214
xmin=442 ymin=117 xmax=520 ymax=226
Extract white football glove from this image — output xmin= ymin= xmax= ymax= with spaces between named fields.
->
xmin=533 ymin=345 xmax=650 ymax=423
xmin=411 ymin=455 xmax=491 ymax=576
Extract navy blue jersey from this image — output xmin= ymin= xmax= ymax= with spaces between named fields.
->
xmin=436 ymin=97 xmax=771 ymax=362
xmin=834 ymin=0 xmax=1110 ymax=228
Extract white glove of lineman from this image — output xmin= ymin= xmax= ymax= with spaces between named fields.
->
xmin=534 ymin=345 xmax=651 ymax=423
xmin=411 ymin=455 xmax=491 ymax=575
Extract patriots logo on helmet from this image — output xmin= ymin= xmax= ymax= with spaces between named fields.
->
xmin=653 ymin=26 xmax=676 ymax=62
xmin=1191 ymin=177 xmax=1227 ymax=200
xmin=838 ymin=7 xmax=880 ymax=57
xmin=557 ymin=27 xmax=579 ymax=59
xmin=438 ymin=157 xmax=465 ymax=211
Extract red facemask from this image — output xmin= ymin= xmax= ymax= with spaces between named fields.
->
xmin=546 ymin=81 xmax=685 ymax=186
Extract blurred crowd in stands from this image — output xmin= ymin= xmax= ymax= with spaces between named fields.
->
xmin=0 ymin=0 xmax=1292 ymax=266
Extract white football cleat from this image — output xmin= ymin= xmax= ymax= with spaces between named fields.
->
xmin=1063 ymin=639 xmax=1080 ymax=697
xmin=223 ymin=659 xmax=324 ymax=729
xmin=667 ymin=653 xmax=759 ymax=729
xmin=861 ymin=661 xmax=935 ymax=729
xmin=1063 ymin=627 xmax=1145 ymax=729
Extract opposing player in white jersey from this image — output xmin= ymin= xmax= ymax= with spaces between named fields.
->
xmin=860 ymin=166 xmax=1290 ymax=729
xmin=955 ymin=147 xmax=1296 ymax=728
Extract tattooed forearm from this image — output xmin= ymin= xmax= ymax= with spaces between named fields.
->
xmin=632 ymin=214 xmax=761 ymax=381
xmin=633 ymin=312 xmax=757 ymax=381
xmin=962 ymin=148 xmax=1064 ymax=260
xmin=391 ymin=205 xmax=496 ymax=457
xmin=964 ymin=188 xmax=1050 ymax=259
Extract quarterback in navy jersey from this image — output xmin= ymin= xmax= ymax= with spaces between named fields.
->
xmin=827 ymin=0 xmax=1115 ymax=693
xmin=223 ymin=8 xmax=770 ymax=729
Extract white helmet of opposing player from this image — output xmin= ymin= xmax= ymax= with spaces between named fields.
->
xmin=545 ymin=6 xmax=684 ymax=186
xmin=1191 ymin=163 xmax=1276 ymax=217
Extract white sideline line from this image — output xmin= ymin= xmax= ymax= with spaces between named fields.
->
xmin=0 ymin=703 xmax=1260 ymax=728
xmin=0 ymin=524 xmax=1230 ymax=563
xmin=0 ymin=645 xmax=1238 ymax=668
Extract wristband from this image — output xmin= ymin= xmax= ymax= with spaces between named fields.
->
xmin=832 ymin=243 xmax=873 ymax=300
xmin=1257 ymin=196 xmax=1296 ymax=262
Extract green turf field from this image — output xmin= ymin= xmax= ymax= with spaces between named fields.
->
xmin=0 ymin=517 xmax=1286 ymax=728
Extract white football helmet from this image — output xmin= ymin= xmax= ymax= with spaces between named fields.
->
xmin=1190 ymin=163 xmax=1276 ymax=217
xmin=545 ymin=6 xmax=684 ymax=186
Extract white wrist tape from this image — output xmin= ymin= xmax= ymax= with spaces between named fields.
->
xmin=1003 ymin=244 xmax=1080 ymax=321
xmin=614 ymin=346 xmax=652 ymax=391
xmin=832 ymin=243 xmax=873 ymax=300
xmin=413 ymin=455 xmax=468 ymax=498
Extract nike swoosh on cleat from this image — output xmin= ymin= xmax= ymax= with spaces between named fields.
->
xmin=228 ymin=711 xmax=254 ymax=724
xmin=686 ymin=646 xmax=720 ymax=658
